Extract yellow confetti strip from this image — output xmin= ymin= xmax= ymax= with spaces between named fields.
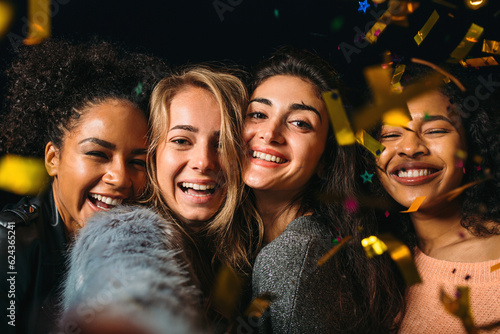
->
xmin=244 ymin=293 xmax=273 ymax=318
xmin=460 ymin=57 xmax=498 ymax=67
xmin=382 ymin=108 xmax=412 ymax=127
xmin=491 ymin=262 xmax=500 ymax=273
xmin=365 ymin=11 xmax=391 ymax=44
xmin=317 ymin=235 xmax=353 ymax=266
xmin=322 ymin=90 xmax=356 ymax=146
xmin=212 ymin=264 xmax=242 ymax=318
xmin=400 ymin=196 xmax=426 ymax=213
xmin=482 ymin=39 xmax=500 ymax=55
xmin=355 ymin=130 xmax=385 ymax=157
xmin=449 ymin=23 xmax=484 ymax=62
xmin=414 ymin=10 xmax=439 ymax=46
xmin=0 ymin=0 xmax=14 ymax=38
xmin=362 ymin=234 xmax=422 ymax=286
xmin=391 ymin=64 xmax=406 ymax=86
xmin=24 ymin=0 xmax=51 ymax=45
xmin=364 ymin=65 xmax=392 ymax=105
xmin=0 ymin=155 xmax=49 ymax=195
xmin=440 ymin=287 xmax=477 ymax=334
xmin=353 ymin=72 xmax=443 ymax=131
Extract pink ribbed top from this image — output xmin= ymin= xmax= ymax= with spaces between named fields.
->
xmin=399 ymin=248 xmax=500 ymax=333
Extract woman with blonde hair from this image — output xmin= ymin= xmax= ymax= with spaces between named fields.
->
xmin=61 ymin=65 xmax=259 ymax=333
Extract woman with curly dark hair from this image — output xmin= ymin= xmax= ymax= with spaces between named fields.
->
xmin=367 ymin=62 xmax=500 ymax=332
xmin=0 ymin=39 xmax=168 ymax=334
xmin=242 ymin=47 xmax=404 ymax=333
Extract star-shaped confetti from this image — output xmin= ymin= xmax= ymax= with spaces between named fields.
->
xmin=360 ymin=170 xmax=373 ymax=183
xmin=358 ymin=0 xmax=370 ymax=13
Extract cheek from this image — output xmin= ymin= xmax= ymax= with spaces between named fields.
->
xmin=242 ymin=123 xmax=255 ymax=143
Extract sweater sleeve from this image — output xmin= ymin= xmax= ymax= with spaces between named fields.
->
xmin=252 ymin=225 xmax=337 ymax=334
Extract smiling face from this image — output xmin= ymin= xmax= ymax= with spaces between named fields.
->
xmin=155 ymin=85 xmax=224 ymax=225
xmin=46 ymin=99 xmax=148 ymax=233
xmin=376 ymin=90 xmax=467 ymax=211
xmin=243 ymin=75 xmax=329 ymax=198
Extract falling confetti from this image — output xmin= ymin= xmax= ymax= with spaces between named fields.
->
xmin=245 ymin=293 xmax=273 ymax=318
xmin=318 ymin=235 xmax=353 ymax=266
xmin=0 ymin=155 xmax=49 ymax=195
xmin=0 ymin=0 xmax=14 ymax=38
xmin=400 ymin=196 xmax=426 ymax=213
xmin=491 ymin=263 xmax=500 ymax=273
xmin=24 ymin=0 xmax=51 ymax=45
xmin=360 ymin=170 xmax=374 ymax=183
xmin=322 ymin=90 xmax=356 ymax=146
xmin=358 ymin=0 xmax=370 ymax=13
xmin=414 ymin=10 xmax=439 ymax=46
xmin=440 ymin=287 xmax=476 ymax=334
xmin=449 ymin=23 xmax=484 ymax=62
xmin=482 ymin=40 xmax=500 ymax=54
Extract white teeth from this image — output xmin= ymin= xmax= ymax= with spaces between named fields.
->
xmin=89 ymin=193 xmax=123 ymax=206
xmin=397 ymin=169 xmax=431 ymax=178
xmin=181 ymin=182 xmax=215 ymax=190
xmin=252 ymin=151 xmax=285 ymax=164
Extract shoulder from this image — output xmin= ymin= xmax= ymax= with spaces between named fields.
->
xmin=0 ymin=196 xmax=40 ymax=229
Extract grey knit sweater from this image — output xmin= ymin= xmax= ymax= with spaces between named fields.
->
xmin=252 ymin=215 xmax=340 ymax=333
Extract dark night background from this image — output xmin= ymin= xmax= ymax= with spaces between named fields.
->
xmin=0 ymin=0 xmax=499 ymax=205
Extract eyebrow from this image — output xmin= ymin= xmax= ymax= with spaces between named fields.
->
xmin=169 ymin=125 xmax=220 ymax=137
xmin=421 ymin=115 xmax=454 ymax=125
xmin=249 ymin=98 xmax=323 ymax=123
xmin=79 ymin=137 xmax=147 ymax=155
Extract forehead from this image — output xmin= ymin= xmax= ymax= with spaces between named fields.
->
xmin=169 ymin=86 xmax=221 ymax=127
xmin=252 ymin=75 xmax=319 ymax=100
xmin=407 ymin=90 xmax=453 ymax=120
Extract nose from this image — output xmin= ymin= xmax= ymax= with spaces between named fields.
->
xmin=258 ymin=119 xmax=285 ymax=144
xmin=189 ymin=143 xmax=217 ymax=173
xmin=397 ymin=132 xmax=429 ymax=158
xmin=102 ymin=159 xmax=132 ymax=190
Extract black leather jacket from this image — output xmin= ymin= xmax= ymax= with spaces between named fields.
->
xmin=0 ymin=189 xmax=69 ymax=334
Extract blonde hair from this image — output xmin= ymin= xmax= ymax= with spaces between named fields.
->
xmin=144 ymin=65 xmax=257 ymax=275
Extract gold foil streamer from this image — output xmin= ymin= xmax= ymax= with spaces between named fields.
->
xmin=464 ymin=0 xmax=488 ymax=10
xmin=391 ymin=64 xmax=406 ymax=86
xmin=491 ymin=262 xmax=500 ymax=273
xmin=245 ymin=293 xmax=273 ymax=318
xmin=436 ymin=177 xmax=491 ymax=202
xmin=482 ymin=40 xmax=500 ymax=55
xmin=353 ymin=72 xmax=443 ymax=131
xmin=365 ymin=65 xmax=393 ymax=105
xmin=400 ymin=196 xmax=426 ymax=213
xmin=362 ymin=233 xmax=422 ymax=286
xmin=317 ymin=235 xmax=353 ymax=266
xmin=460 ymin=57 xmax=498 ymax=67
xmin=24 ymin=0 xmax=51 ymax=45
xmin=414 ymin=10 xmax=439 ymax=45
xmin=355 ymin=130 xmax=386 ymax=157
xmin=449 ymin=23 xmax=484 ymax=62
xmin=213 ymin=265 xmax=242 ymax=318
xmin=322 ymin=90 xmax=356 ymax=146
xmin=365 ymin=10 xmax=391 ymax=44
xmin=440 ymin=287 xmax=477 ymax=334
xmin=0 ymin=1 xmax=14 ymax=38
xmin=382 ymin=108 xmax=412 ymax=127
xmin=0 ymin=154 xmax=49 ymax=195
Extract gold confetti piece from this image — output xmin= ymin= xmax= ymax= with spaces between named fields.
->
xmin=364 ymin=65 xmax=393 ymax=105
xmin=400 ymin=196 xmax=426 ymax=213
xmin=460 ymin=57 xmax=498 ymax=67
xmin=449 ymin=23 xmax=484 ymax=62
xmin=382 ymin=108 xmax=412 ymax=127
xmin=245 ymin=293 xmax=273 ymax=318
xmin=0 ymin=155 xmax=49 ymax=195
xmin=353 ymin=72 xmax=443 ymax=131
xmin=455 ymin=149 xmax=468 ymax=161
xmin=440 ymin=287 xmax=477 ymax=334
xmin=365 ymin=10 xmax=391 ymax=44
xmin=24 ymin=0 xmax=51 ymax=45
xmin=362 ymin=233 xmax=422 ymax=286
xmin=491 ymin=262 xmax=500 ymax=273
xmin=482 ymin=39 xmax=500 ymax=55
xmin=213 ymin=264 xmax=243 ymax=318
xmin=355 ymin=130 xmax=386 ymax=157
xmin=436 ymin=177 xmax=491 ymax=202
xmin=464 ymin=0 xmax=488 ymax=10
xmin=317 ymin=235 xmax=353 ymax=266
xmin=414 ymin=10 xmax=439 ymax=46
xmin=322 ymin=90 xmax=356 ymax=146
xmin=473 ymin=155 xmax=483 ymax=164
xmin=391 ymin=64 xmax=406 ymax=86
xmin=0 ymin=1 xmax=14 ymax=38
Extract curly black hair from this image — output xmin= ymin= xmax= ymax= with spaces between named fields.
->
xmin=361 ymin=62 xmax=500 ymax=247
xmin=0 ymin=38 xmax=170 ymax=158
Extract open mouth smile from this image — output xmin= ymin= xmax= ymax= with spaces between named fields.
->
xmin=179 ymin=182 xmax=217 ymax=197
xmin=251 ymin=150 xmax=288 ymax=164
xmin=89 ymin=193 xmax=123 ymax=210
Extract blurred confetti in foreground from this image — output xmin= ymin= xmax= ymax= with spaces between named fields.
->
xmin=0 ymin=154 xmax=49 ymax=195
xmin=322 ymin=90 xmax=356 ymax=146
xmin=24 ymin=0 xmax=51 ymax=45
xmin=213 ymin=264 xmax=243 ymax=318
xmin=245 ymin=293 xmax=273 ymax=318
xmin=362 ymin=234 xmax=422 ymax=286
xmin=0 ymin=0 xmax=14 ymax=38
xmin=318 ymin=235 xmax=353 ymax=266
xmin=440 ymin=286 xmax=476 ymax=334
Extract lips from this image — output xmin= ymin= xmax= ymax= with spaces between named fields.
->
xmin=178 ymin=181 xmax=217 ymax=197
xmin=389 ymin=163 xmax=442 ymax=185
xmin=88 ymin=193 xmax=124 ymax=210
xmin=249 ymin=147 xmax=289 ymax=166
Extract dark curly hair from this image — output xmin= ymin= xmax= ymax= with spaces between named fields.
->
xmin=361 ymin=61 xmax=500 ymax=247
xmin=0 ymin=38 xmax=169 ymax=157
xmin=247 ymin=47 xmax=406 ymax=333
